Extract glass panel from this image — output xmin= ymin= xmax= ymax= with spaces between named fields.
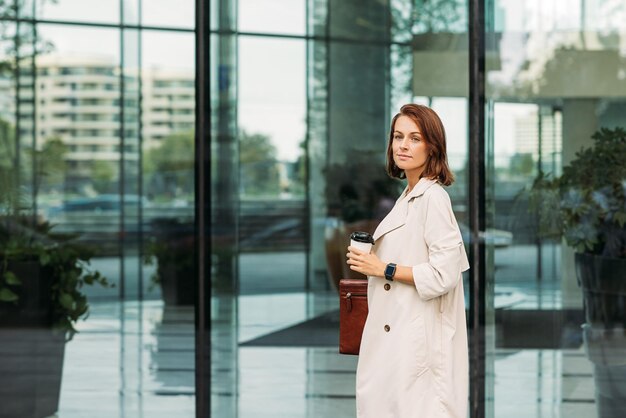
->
xmin=307 ymin=37 xmax=328 ymax=293
xmin=142 ymin=0 xmax=194 ymax=29
xmin=17 ymin=0 xmax=35 ymax=19
xmin=210 ymin=21 xmax=239 ymax=418
xmin=307 ymin=0 xmax=327 ymax=37
xmin=237 ymin=36 xmax=307 ymax=293
xmin=486 ymin=0 xmax=626 ymax=416
xmin=141 ymin=30 xmax=195 ymax=306
xmin=121 ymin=28 xmax=141 ymax=300
xmin=391 ymin=0 xmax=468 ymax=43
xmin=122 ymin=0 xmax=140 ymax=26
xmin=36 ymin=24 xmax=121 ymax=299
xmin=36 ymin=0 xmax=120 ymax=24
xmin=141 ymin=29 xmax=196 ymax=416
xmin=238 ymin=0 xmax=306 ymax=36
xmin=328 ymin=0 xmax=391 ymax=42
xmin=1 ymin=6 xmax=198 ymax=417
xmin=16 ymin=23 xmax=36 ymax=215
xmin=1 ymin=22 xmax=126 ymax=417
xmin=215 ymin=0 xmax=474 ymax=416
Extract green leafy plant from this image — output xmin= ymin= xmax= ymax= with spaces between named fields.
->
xmin=528 ymin=127 xmax=626 ymax=257
xmin=0 ymin=121 xmax=110 ymax=340
xmin=0 ymin=218 xmax=111 ymax=340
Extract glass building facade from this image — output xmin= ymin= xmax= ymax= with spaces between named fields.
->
xmin=1 ymin=0 xmax=626 ymax=417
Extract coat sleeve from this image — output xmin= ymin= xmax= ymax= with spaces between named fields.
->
xmin=411 ymin=187 xmax=470 ymax=300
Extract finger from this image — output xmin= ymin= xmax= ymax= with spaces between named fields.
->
xmin=346 ymin=252 xmax=361 ymax=261
xmin=348 ymin=246 xmax=363 ymax=255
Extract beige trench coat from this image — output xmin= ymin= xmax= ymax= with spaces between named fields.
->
xmin=356 ymin=178 xmax=470 ymax=418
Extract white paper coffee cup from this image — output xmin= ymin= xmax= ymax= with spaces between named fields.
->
xmin=350 ymin=231 xmax=374 ymax=254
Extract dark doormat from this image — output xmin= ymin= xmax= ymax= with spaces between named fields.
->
xmin=495 ymin=308 xmax=584 ymax=349
xmin=239 ymin=309 xmax=340 ymax=347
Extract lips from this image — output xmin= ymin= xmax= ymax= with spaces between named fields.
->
xmin=396 ymin=154 xmax=412 ymax=159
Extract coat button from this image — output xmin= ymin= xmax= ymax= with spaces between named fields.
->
xmin=384 ymin=325 xmax=390 ymax=332
xmin=384 ymin=283 xmax=391 ymax=291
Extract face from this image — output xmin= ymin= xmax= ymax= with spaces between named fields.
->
xmin=392 ymin=115 xmax=429 ymax=178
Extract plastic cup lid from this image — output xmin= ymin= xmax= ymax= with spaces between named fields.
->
xmin=350 ymin=231 xmax=374 ymax=244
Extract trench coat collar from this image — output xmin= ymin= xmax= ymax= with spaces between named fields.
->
xmin=372 ymin=177 xmax=438 ymax=242
xmin=403 ymin=177 xmax=438 ymax=201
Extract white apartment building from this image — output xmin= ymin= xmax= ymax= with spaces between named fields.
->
xmin=21 ymin=55 xmax=194 ymax=186
xmin=142 ymin=67 xmax=195 ymax=149
xmin=35 ymin=55 xmax=123 ymax=179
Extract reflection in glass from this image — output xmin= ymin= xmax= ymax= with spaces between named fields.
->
xmin=142 ymin=0 xmax=194 ymax=28
xmin=238 ymin=36 xmax=307 ymax=281
xmin=0 ymin=20 xmax=114 ymax=418
xmin=1 ymin=0 xmax=197 ymax=415
xmin=36 ymin=25 xmax=121 ymax=298
xmin=238 ymin=0 xmax=305 ymax=36
xmin=36 ymin=0 xmax=120 ymax=23
xmin=141 ymin=30 xmax=195 ymax=304
xmin=486 ymin=1 xmax=626 ymax=416
xmin=122 ymin=28 xmax=141 ymax=299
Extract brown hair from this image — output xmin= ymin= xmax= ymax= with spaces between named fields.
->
xmin=385 ymin=104 xmax=455 ymax=186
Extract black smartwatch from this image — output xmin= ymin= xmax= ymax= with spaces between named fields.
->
xmin=384 ymin=263 xmax=397 ymax=281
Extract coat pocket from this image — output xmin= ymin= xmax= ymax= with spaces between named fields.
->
xmin=406 ymin=314 xmax=429 ymax=379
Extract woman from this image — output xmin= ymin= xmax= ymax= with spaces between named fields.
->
xmin=346 ymin=104 xmax=470 ymax=418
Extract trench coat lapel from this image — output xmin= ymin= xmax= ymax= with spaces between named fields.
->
xmin=372 ymin=178 xmax=438 ymax=241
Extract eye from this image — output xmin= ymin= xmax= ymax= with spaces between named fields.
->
xmin=393 ymin=135 xmax=402 ymax=141
xmin=411 ymin=137 xmax=421 ymax=142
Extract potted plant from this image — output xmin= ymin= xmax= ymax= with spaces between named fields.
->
xmin=528 ymin=127 xmax=626 ymax=416
xmin=143 ymin=217 xmax=195 ymax=306
xmin=0 ymin=215 xmax=111 ymax=418
xmin=0 ymin=145 xmax=110 ymax=417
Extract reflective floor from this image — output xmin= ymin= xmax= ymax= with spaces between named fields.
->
xmin=36 ymin=243 xmax=609 ymax=417
xmin=43 ymin=292 xmax=599 ymax=418
xmin=55 ymin=302 xmax=195 ymax=418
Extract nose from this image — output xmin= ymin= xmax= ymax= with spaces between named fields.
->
xmin=399 ymin=137 xmax=410 ymax=150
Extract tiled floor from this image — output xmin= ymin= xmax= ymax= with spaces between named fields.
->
xmin=42 ymin=292 xmax=602 ymax=417
xmin=38 ymin=242 xmax=611 ymax=418
xmin=56 ymin=302 xmax=195 ymax=418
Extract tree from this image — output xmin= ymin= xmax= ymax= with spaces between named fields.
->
xmin=239 ymin=131 xmax=280 ymax=196
xmin=0 ymin=117 xmax=18 ymax=214
xmin=509 ymin=153 xmax=535 ymax=177
xmin=144 ymin=130 xmax=194 ymax=200
xmin=92 ymin=160 xmax=115 ymax=194
xmin=30 ymin=137 xmax=68 ymax=194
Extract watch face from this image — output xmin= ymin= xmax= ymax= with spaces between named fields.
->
xmin=385 ymin=263 xmax=396 ymax=280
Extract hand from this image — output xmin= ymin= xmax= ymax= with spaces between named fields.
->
xmin=346 ymin=246 xmax=386 ymax=278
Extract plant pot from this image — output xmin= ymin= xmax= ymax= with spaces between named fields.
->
xmin=0 ymin=260 xmax=65 ymax=418
xmin=575 ymin=253 xmax=626 ymax=328
xmin=158 ymin=261 xmax=195 ymax=306
xmin=576 ymin=253 xmax=626 ymax=417
xmin=0 ymin=328 xmax=65 ymax=418
xmin=149 ymin=219 xmax=195 ymax=306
